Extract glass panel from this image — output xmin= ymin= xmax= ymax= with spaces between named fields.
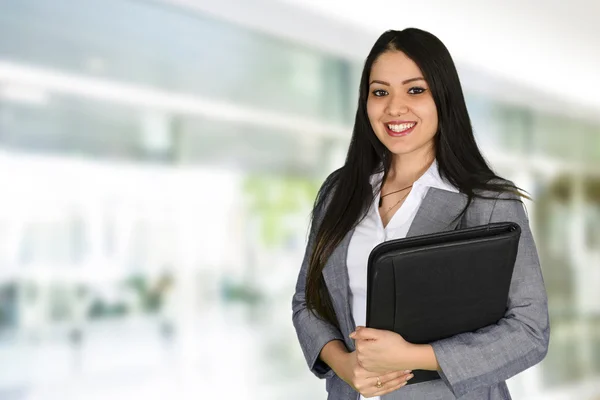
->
xmin=465 ymin=94 xmax=500 ymax=149
xmin=531 ymin=113 xmax=583 ymax=160
xmin=0 ymin=0 xmax=353 ymax=124
xmin=498 ymin=106 xmax=532 ymax=153
xmin=465 ymin=95 xmax=531 ymax=153
xmin=534 ymin=175 xmax=575 ymax=316
xmin=175 ymin=115 xmax=333 ymax=174
xmin=581 ymin=123 xmax=600 ymax=163
xmin=0 ymin=95 xmax=170 ymax=161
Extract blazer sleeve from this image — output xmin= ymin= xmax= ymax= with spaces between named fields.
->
xmin=291 ymin=177 xmax=345 ymax=379
xmin=430 ymin=190 xmax=551 ymax=398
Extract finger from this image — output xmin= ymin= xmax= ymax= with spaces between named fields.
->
xmin=382 ymin=371 xmax=413 ymax=384
xmin=375 ymin=382 xmax=407 ymax=397
xmin=349 ymin=326 xmax=363 ymax=337
xmin=389 ymin=373 xmax=414 ymax=387
xmin=374 ymin=377 xmax=412 ymax=396
xmin=381 ymin=369 xmax=412 ymax=378
xmin=361 ymin=379 xmax=399 ymax=397
xmin=368 ymin=369 xmax=411 ymax=379
xmin=359 ymin=373 xmax=411 ymax=398
xmin=360 ymin=376 xmax=386 ymax=397
xmin=350 ymin=327 xmax=379 ymax=340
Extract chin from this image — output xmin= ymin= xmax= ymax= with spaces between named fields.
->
xmin=385 ymin=142 xmax=419 ymax=155
xmin=380 ymin=134 xmax=435 ymax=157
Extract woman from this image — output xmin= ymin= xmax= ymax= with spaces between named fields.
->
xmin=291 ymin=28 xmax=550 ymax=400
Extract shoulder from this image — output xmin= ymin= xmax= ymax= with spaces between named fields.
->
xmin=480 ymin=178 xmax=529 ymax=222
xmin=312 ymin=167 xmax=344 ymax=220
xmin=315 ymin=167 xmax=344 ymax=205
xmin=463 ymin=178 xmax=528 ymax=224
xmin=319 ymin=167 xmax=344 ymax=194
xmin=471 ymin=178 xmax=516 ymax=198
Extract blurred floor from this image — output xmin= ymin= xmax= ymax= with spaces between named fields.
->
xmin=0 ymin=303 xmax=323 ymax=400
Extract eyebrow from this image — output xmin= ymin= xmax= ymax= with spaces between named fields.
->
xmin=369 ymin=77 xmax=425 ymax=86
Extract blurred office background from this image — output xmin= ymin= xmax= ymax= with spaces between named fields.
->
xmin=0 ymin=0 xmax=599 ymax=399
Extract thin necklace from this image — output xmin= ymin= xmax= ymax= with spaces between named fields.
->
xmin=382 ymin=190 xmax=411 ymax=216
xmin=378 ymin=184 xmax=413 ymax=207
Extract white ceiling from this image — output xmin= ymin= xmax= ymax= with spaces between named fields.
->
xmin=275 ymin=0 xmax=600 ymax=114
xmin=165 ymin=0 xmax=599 ymax=122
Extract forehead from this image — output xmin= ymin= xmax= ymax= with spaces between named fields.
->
xmin=370 ymin=51 xmax=423 ymax=81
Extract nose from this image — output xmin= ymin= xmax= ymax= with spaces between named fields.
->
xmin=385 ymin=94 xmax=409 ymax=116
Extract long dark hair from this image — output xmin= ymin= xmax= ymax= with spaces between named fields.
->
xmin=305 ymin=28 xmax=528 ymax=327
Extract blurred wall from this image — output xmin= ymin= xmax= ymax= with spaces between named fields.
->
xmin=0 ymin=1 xmax=599 ymax=399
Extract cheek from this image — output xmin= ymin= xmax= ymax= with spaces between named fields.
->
xmin=421 ymin=102 xmax=438 ymax=132
xmin=431 ymin=112 xmax=439 ymax=133
xmin=367 ymin=101 xmax=384 ymax=127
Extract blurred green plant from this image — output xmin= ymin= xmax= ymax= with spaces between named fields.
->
xmin=242 ymin=174 xmax=320 ymax=248
xmin=221 ymin=277 xmax=262 ymax=305
xmin=88 ymin=300 xmax=129 ymax=318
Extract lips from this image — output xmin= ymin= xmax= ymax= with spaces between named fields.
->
xmin=384 ymin=121 xmax=417 ymax=137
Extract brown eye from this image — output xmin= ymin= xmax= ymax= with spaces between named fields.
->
xmin=372 ymin=89 xmax=388 ymax=97
xmin=408 ymin=87 xmax=426 ymax=95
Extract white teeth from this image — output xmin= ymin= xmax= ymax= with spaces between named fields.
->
xmin=387 ymin=122 xmax=416 ymax=132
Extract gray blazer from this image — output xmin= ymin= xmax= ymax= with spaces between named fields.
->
xmin=292 ymin=181 xmax=550 ymax=400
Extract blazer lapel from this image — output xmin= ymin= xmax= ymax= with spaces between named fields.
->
xmin=406 ymin=187 xmax=468 ymax=237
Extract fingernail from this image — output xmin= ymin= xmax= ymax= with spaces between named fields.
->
xmin=406 ymin=374 xmax=414 ymax=381
xmin=404 ymin=370 xmax=411 ymax=374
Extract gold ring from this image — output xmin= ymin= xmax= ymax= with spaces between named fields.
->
xmin=375 ymin=376 xmax=383 ymax=389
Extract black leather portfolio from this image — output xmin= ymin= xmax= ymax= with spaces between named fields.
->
xmin=366 ymin=222 xmax=521 ymax=385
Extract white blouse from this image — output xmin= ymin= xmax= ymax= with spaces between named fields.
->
xmin=346 ymin=160 xmax=459 ymax=400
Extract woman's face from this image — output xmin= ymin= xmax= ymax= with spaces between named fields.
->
xmin=367 ymin=50 xmax=438 ymax=158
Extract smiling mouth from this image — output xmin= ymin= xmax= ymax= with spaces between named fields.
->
xmin=384 ymin=122 xmax=417 ymax=136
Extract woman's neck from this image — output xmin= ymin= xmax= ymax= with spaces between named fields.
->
xmin=386 ymin=151 xmax=435 ymax=187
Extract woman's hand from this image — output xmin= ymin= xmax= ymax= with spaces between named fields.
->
xmin=337 ymin=351 xmax=413 ymax=398
xmin=350 ymin=326 xmax=415 ymax=373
